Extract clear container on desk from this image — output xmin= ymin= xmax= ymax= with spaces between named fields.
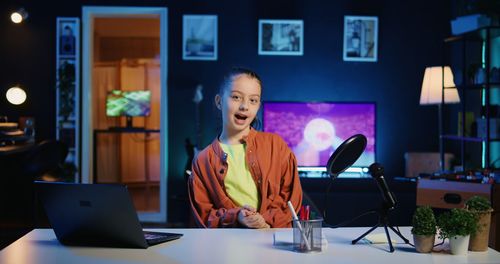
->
xmin=293 ymin=218 xmax=323 ymax=253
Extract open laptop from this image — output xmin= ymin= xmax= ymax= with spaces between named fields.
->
xmin=35 ymin=181 xmax=182 ymax=248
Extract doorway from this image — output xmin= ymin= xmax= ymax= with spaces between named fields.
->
xmin=82 ymin=6 xmax=168 ymax=223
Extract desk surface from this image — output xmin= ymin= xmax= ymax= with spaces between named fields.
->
xmin=1 ymin=227 xmax=499 ymax=264
xmin=0 ymin=142 xmax=33 ymax=156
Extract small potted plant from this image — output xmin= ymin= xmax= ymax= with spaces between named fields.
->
xmin=437 ymin=208 xmax=478 ymax=255
xmin=411 ymin=206 xmax=437 ymax=253
xmin=465 ymin=195 xmax=493 ymax=251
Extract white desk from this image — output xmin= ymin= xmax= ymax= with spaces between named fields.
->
xmin=1 ymin=227 xmax=499 ymax=264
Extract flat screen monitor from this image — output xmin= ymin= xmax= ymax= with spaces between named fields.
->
xmin=262 ymin=102 xmax=376 ymax=171
xmin=106 ymin=90 xmax=151 ymax=117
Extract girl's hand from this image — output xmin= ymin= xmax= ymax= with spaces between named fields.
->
xmin=237 ymin=205 xmax=270 ymax=229
xmin=242 ymin=205 xmax=256 ymax=213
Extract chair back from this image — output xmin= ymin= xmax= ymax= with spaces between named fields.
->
xmin=23 ymin=140 xmax=68 ymax=181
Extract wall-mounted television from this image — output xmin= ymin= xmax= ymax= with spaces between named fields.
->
xmin=263 ymin=102 xmax=376 ymax=177
xmin=106 ymin=90 xmax=151 ymax=117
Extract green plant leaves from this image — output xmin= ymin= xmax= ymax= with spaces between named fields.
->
xmin=411 ymin=206 xmax=437 ymax=236
xmin=437 ymin=208 xmax=478 ymax=239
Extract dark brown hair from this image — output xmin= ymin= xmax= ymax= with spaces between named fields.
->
xmin=218 ymin=67 xmax=262 ymax=95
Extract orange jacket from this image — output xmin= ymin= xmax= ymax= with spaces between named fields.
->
xmin=188 ymin=129 xmax=303 ymax=228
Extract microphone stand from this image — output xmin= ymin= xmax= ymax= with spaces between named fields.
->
xmin=351 ymin=201 xmax=409 ymax=252
xmin=322 ymin=134 xmax=410 ymax=252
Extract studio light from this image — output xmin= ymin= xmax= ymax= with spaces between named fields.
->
xmin=6 ymin=86 xmax=27 ymax=105
xmin=10 ymin=8 xmax=28 ymax=24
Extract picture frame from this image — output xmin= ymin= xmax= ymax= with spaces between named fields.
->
xmin=183 ymin=15 xmax=218 ymax=61
xmin=343 ymin=16 xmax=378 ymax=62
xmin=258 ymin=19 xmax=303 ymax=56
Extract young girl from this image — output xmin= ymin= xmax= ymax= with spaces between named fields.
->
xmin=188 ymin=68 xmax=303 ymax=228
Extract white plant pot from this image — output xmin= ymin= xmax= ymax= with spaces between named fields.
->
xmin=449 ymin=235 xmax=470 ymax=255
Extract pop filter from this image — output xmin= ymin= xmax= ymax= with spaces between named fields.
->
xmin=326 ymin=134 xmax=367 ymax=179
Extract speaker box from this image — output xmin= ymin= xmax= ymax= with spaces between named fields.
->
xmin=60 ymin=36 xmax=75 ymax=55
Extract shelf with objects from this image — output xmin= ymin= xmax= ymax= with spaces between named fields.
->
xmin=417 ymin=27 xmax=500 ymax=251
xmin=440 ymin=26 xmax=500 ymax=172
xmin=55 ymin=17 xmax=80 ymax=182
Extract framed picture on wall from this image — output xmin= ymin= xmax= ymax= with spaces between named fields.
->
xmin=258 ymin=19 xmax=303 ymax=56
xmin=343 ymin=16 xmax=378 ymax=62
xmin=183 ymin=15 xmax=218 ymax=60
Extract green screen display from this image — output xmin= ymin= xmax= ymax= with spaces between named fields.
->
xmin=106 ymin=90 xmax=151 ymax=117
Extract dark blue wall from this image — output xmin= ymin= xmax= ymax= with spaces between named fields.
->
xmin=171 ymin=0 xmax=452 ymax=183
xmin=0 ymin=1 xmax=452 ymax=224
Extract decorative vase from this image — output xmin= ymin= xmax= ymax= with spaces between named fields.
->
xmin=469 ymin=211 xmax=492 ymax=251
xmin=413 ymin=234 xmax=435 ymax=253
xmin=450 ymin=235 xmax=470 ymax=255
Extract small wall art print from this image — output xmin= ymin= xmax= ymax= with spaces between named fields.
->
xmin=183 ymin=15 xmax=218 ymax=61
xmin=258 ymin=19 xmax=303 ymax=56
xmin=343 ymin=16 xmax=378 ymax=62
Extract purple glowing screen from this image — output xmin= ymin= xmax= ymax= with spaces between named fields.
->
xmin=263 ymin=102 xmax=375 ymax=167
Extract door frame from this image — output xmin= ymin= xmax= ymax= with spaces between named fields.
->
xmin=82 ymin=6 xmax=168 ymax=223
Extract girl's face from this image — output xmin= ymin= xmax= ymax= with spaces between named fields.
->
xmin=216 ymin=74 xmax=261 ymax=136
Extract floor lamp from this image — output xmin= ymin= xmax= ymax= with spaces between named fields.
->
xmin=419 ymin=66 xmax=460 ymax=171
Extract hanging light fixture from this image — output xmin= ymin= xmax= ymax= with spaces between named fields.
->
xmin=6 ymin=86 xmax=27 ymax=105
xmin=10 ymin=8 xmax=28 ymax=24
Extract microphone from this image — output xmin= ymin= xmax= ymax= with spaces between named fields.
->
xmin=368 ymin=163 xmax=396 ymax=209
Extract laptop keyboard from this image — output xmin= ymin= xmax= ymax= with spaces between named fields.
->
xmin=143 ymin=231 xmax=182 ymax=246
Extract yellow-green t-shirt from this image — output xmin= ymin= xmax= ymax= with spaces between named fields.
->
xmin=219 ymin=142 xmax=260 ymax=209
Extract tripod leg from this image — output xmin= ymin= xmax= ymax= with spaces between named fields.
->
xmin=352 ymin=223 xmax=379 ymax=245
xmin=388 ymin=225 xmax=409 ymax=244
xmin=383 ymin=225 xmax=395 ymax=252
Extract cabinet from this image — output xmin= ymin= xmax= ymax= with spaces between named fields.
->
xmin=93 ymin=128 xmax=160 ymax=212
xmin=92 ymin=128 xmax=160 ymax=184
xmin=440 ymin=26 xmax=500 ymax=170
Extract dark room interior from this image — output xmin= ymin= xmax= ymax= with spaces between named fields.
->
xmin=1 ymin=0 xmax=499 ymax=261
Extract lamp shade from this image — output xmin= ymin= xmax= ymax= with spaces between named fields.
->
xmin=419 ymin=66 xmax=460 ymax=105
